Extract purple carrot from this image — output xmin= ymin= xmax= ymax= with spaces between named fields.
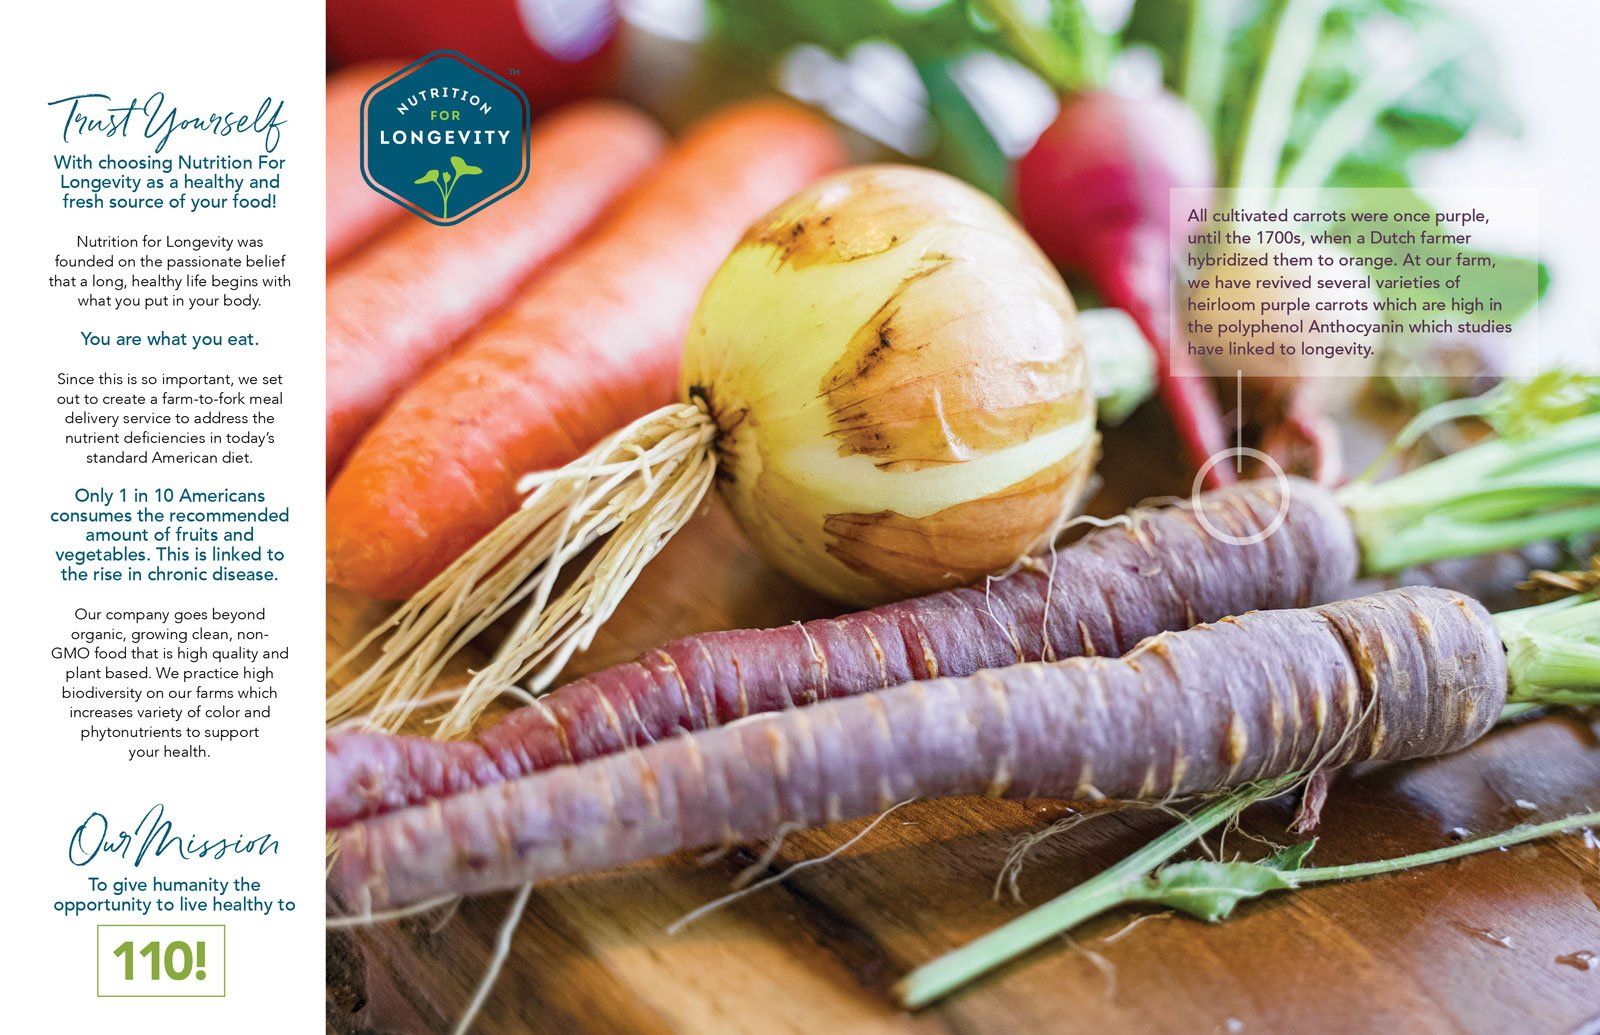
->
xmin=328 ymin=478 xmax=1356 ymax=827
xmin=334 ymin=587 xmax=1505 ymax=910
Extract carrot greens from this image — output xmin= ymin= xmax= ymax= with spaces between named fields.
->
xmin=895 ymin=774 xmax=1299 ymax=1009
xmin=1335 ymin=375 xmax=1600 ymax=574
xmin=899 ymin=804 xmax=1600 ymax=1008
xmin=1497 ymin=593 xmax=1600 ymax=707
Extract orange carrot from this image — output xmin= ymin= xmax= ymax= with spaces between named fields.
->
xmin=325 ymin=101 xmax=666 ymax=478
xmin=326 ymin=61 xmax=405 ymax=265
xmin=327 ymin=99 xmax=846 ymax=600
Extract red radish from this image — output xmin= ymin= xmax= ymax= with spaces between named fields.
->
xmin=1015 ymin=90 xmax=1232 ymax=487
xmin=333 ymin=586 xmax=1506 ymax=909
xmin=326 ymin=61 xmax=406 ymax=265
xmin=1182 ymin=240 xmax=1378 ymax=484
xmin=327 ymin=0 xmax=618 ymax=108
xmin=325 ymin=101 xmax=665 ymax=477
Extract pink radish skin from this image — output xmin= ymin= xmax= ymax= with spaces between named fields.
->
xmin=1015 ymin=91 xmax=1232 ymax=486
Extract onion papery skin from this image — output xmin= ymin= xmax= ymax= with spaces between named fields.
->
xmin=682 ymin=165 xmax=1098 ymax=605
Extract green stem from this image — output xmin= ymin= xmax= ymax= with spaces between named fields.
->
xmin=1496 ymin=594 xmax=1600 ymax=703
xmin=1509 ymin=636 xmax=1600 ymax=697
xmin=1353 ymin=394 xmax=1494 ymax=485
xmin=1288 ymin=811 xmax=1600 ymax=885
xmin=1359 ymin=504 xmax=1600 ymax=576
xmin=1338 ymin=412 xmax=1600 ymax=574
xmin=1181 ymin=0 xmax=1226 ymax=134
xmin=1509 ymin=688 xmax=1600 ymax=708
xmin=894 ymin=774 xmax=1297 ymax=1009
xmin=1233 ymin=0 xmax=1336 ymax=201
xmin=976 ymin=0 xmax=1103 ymax=92
xmin=903 ymin=782 xmax=1599 ymax=1008
xmin=1496 ymin=701 xmax=1542 ymax=722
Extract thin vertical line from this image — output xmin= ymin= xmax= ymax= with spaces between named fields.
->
xmin=1236 ymin=369 xmax=1244 ymax=472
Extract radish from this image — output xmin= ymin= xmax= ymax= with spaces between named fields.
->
xmin=327 ymin=0 xmax=618 ymax=108
xmin=326 ymin=379 xmax=1600 ymax=827
xmin=333 ymin=585 xmax=1514 ymax=911
xmin=1182 ymin=238 xmax=1381 ymax=483
xmin=1015 ymin=89 xmax=1233 ymax=487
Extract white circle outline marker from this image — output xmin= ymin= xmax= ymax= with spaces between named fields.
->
xmin=1191 ymin=447 xmax=1292 ymax=547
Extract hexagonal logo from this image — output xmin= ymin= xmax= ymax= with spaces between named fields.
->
xmin=360 ymin=51 xmax=530 ymax=225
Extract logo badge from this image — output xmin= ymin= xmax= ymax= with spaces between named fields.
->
xmin=360 ymin=51 xmax=530 ymax=225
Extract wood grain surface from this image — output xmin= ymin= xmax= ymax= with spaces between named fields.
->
xmin=326 ymin=410 xmax=1600 ymax=1035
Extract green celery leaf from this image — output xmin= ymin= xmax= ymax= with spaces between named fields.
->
xmin=1280 ymin=0 xmax=1510 ymax=188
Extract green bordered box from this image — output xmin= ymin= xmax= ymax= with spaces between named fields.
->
xmin=96 ymin=924 xmax=226 ymax=997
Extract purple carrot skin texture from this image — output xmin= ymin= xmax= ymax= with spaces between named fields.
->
xmin=326 ymin=375 xmax=1600 ymax=828
xmin=326 ymin=477 xmax=1356 ymax=827
xmin=334 ymin=587 xmax=1505 ymax=910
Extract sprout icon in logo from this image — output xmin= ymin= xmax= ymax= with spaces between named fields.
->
xmin=361 ymin=51 xmax=529 ymax=226
xmin=413 ymin=156 xmax=483 ymax=220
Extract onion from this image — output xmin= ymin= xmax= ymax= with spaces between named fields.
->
xmin=686 ymin=165 xmax=1098 ymax=603
xmin=345 ymin=165 xmax=1097 ymax=734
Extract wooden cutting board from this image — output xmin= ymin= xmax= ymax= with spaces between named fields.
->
xmin=325 ymin=409 xmax=1600 ymax=1034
